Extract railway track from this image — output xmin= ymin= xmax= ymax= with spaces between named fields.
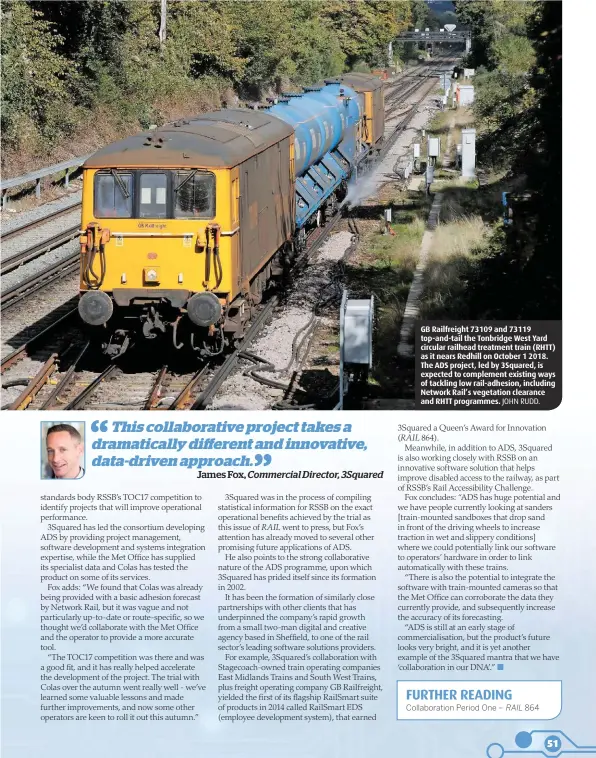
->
xmin=1 ymin=225 xmax=79 ymax=276
xmin=0 ymin=200 xmax=81 ymax=244
xmin=2 ymin=63 xmax=451 ymax=411
xmin=1 ymin=307 xmax=78 ymax=373
xmin=145 ymin=365 xmax=210 ymax=411
xmin=1 ymin=198 xmax=81 ymax=314
xmin=1 ymin=252 xmax=79 ymax=311
xmin=384 ymin=76 xmax=434 ymax=119
xmin=384 ymin=59 xmax=450 ymax=118
xmin=382 ymin=77 xmax=440 ymax=158
xmin=1 ymin=308 xmax=84 ymax=410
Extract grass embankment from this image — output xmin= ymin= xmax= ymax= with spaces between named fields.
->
xmin=419 ymin=202 xmax=489 ymax=319
xmin=425 ymin=105 xmax=475 ymax=175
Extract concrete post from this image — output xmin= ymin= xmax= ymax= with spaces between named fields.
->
xmin=384 ymin=208 xmax=392 ymax=234
xmin=461 ymin=128 xmax=476 ymax=179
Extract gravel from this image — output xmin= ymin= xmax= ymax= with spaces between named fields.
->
xmin=1 ymin=275 xmax=79 ymax=359
xmin=1 ymin=237 xmax=79 ymax=293
xmin=0 ymin=187 xmax=82 ymax=235
xmin=1 ymin=207 xmax=80 ymax=260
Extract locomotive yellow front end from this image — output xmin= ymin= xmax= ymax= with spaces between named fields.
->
xmin=80 ymin=163 xmax=238 ymax=357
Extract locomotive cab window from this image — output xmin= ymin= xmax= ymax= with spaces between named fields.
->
xmin=174 ymin=170 xmax=215 ymax=218
xmin=139 ymin=172 xmax=168 ymax=218
xmin=94 ymin=171 xmax=133 ymax=218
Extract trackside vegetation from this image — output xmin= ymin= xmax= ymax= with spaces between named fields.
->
xmin=453 ymin=0 xmax=562 ymax=319
xmin=1 ymin=0 xmax=418 ymax=175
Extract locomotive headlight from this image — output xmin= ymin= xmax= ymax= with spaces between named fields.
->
xmin=186 ymin=292 xmax=222 ymax=327
xmin=143 ymin=267 xmax=160 ymax=284
xmin=78 ymin=290 xmax=113 ymax=326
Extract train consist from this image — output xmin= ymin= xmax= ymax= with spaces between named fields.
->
xmin=77 ymin=74 xmax=385 ymax=356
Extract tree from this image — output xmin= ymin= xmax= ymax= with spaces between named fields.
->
xmin=165 ymin=2 xmax=244 ymax=82
xmin=159 ymin=0 xmax=167 ymax=46
xmin=514 ymin=1 xmax=562 ymax=316
xmin=454 ymin=0 xmax=536 ymax=169
xmin=1 ymin=1 xmax=73 ymax=154
xmin=411 ymin=0 xmax=432 ymax=30
xmin=319 ymin=1 xmax=412 ymax=68
xmin=454 ymin=0 xmax=535 ymax=70
xmin=2 ymin=0 xmax=425 ymax=170
xmin=460 ymin=1 xmax=562 ymax=319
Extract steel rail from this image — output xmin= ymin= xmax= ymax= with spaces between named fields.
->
xmin=168 ymin=365 xmax=211 ymax=410
xmin=39 ymin=341 xmax=91 ymax=410
xmin=1 ymin=224 xmax=80 ymax=275
xmin=145 ymin=366 xmax=169 ymax=410
xmin=190 ymin=299 xmax=278 ymax=410
xmin=1 ymin=307 xmax=78 ymax=372
xmin=1 ymin=202 xmax=81 ymax=243
xmin=1 ymin=253 xmax=79 ymax=311
xmin=7 ymin=353 xmax=59 ymax=410
xmin=64 ymin=363 xmax=120 ymax=410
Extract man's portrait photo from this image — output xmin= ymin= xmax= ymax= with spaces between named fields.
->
xmin=41 ymin=422 xmax=85 ymax=480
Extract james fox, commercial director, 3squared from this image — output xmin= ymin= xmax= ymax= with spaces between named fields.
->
xmin=44 ymin=424 xmax=85 ymax=479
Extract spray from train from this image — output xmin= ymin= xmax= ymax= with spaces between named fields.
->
xmin=340 ymin=173 xmax=383 ymax=211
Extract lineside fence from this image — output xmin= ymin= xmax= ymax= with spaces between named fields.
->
xmin=1 ymin=155 xmax=93 ymax=209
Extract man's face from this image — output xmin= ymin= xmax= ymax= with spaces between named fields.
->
xmin=47 ymin=431 xmax=83 ymax=479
